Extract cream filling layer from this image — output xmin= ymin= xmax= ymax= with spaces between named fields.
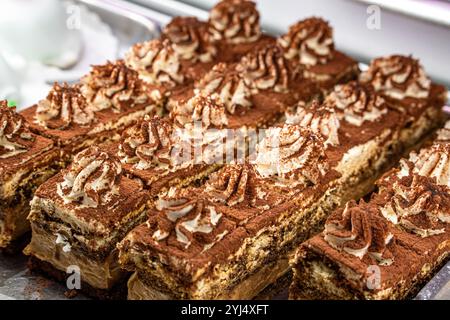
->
xmin=25 ymin=223 xmax=124 ymax=289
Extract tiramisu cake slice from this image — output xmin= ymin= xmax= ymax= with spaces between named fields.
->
xmin=24 ymin=146 xmax=149 ymax=299
xmin=278 ymin=17 xmax=359 ymax=91
xmin=118 ymin=124 xmax=344 ymax=299
xmin=286 ymin=81 xmax=400 ymax=203
xmin=360 ymin=55 xmax=447 ymax=147
xmin=286 ymin=55 xmax=447 ymax=203
xmin=112 ymin=92 xmax=243 ymax=196
xmin=20 ymin=60 xmax=161 ymax=162
xmin=0 ymin=101 xmax=61 ymax=249
xmin=290 ymin=122 xmax=450 ymax=300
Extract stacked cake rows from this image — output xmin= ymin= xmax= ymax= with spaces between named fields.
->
xmin=0 ymin=0 xmax=447 ymax=300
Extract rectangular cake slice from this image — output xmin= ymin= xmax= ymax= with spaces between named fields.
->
xmin=24 ymin=147 xmax=149 ymax=298
xmin=110 ymin=93 xmax=249 ymax=196
xmin=20 ymin=60 xmax=161 ymax=163
xmin=0 ymin=101 xmax=61 ymax=249
xmin=290 ymin=122 xmax=450 ymax=300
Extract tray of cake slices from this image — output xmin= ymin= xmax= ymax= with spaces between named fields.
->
xmin=0 ymin=0 xmax=449 ymax=300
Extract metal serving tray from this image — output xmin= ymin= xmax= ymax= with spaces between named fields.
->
xmin=0 ymin=0 xmax=449 ymax=300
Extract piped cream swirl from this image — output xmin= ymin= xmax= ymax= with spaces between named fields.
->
xmin=360 ymin=55 xmax=431 ymax=100
xmin=208 ymin=0 xmax=261 ymax=44
xmin=57 ymin=146 xmax=122 ymax=208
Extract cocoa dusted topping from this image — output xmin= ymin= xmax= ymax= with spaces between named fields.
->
xmin=236 ymin=45 xmax=290 ymax=93
xmin=407 ymin=143 xmax=450 ymax=187
xmin=196 ymin=63 xmax=253 ymax=114
xmin=325 ymin=201 xmax=394 ymax=266
xmin=208 ymin=0 xmax=261 ymax=44
xmin=80 ymin=60 xmax=149 ymax=112
xmin=118 ymin=115 xmax=173 ymax=170
xmin=151 ymin=196 xmax=227 ymax=251
xmin=360 ymin=55 xmax=431 ymax=100
xmin=163 ymin=17 xmax=216 ymax=62
xmin=278 ymin=17 xmax=334 ymax=66
xmin=36 ymin=83 xmax=95 ymax=129
xmin=286 ymin=101 xmax=340 ymax=147
xmin=171 ymin=92 xmax=229 ymax=129
xmin=324 ymin=82 xmax=388 ymax=126
xmin=205 ymin=163 xmax=260 ymax=207
xmin=0 ymin=101 xmax=35 ymax=159
xmin=254 ymin=124 xmax=329 ymax=186
xmin=125 ymin=39 xmax=184 ymax=87
xmin=381 ymin=174 xmax=450 ymax=238
xmin=57 ymin=146 xmax=122 ymax=208
xmin=436 ymin=121 xmax=450 ymax=142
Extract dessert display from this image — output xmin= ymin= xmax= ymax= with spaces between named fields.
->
xmin=116 ymin=64 xmax=446 ymax=299
xmin=0 ymin=101 xmax=62 ymax=249
xmin=0 ymin=0 xmax=448 ymax=301
xmin=24 ymin=146 xmax=149 ymax=299
xmin=290 ymin=121 xmax=450 ymax=300
xmin=20 ymin=61 xmax=161 ymax=162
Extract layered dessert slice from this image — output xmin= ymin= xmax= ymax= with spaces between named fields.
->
xmin=286 ymin=81 xmax=404 ymax=202
xmin=118 ymin=124 xmax=345 ymax=299
xmin=0 ymin=101 xmax=62 ymax=249
xmin=277 ymin=17 xmax=359 ymax=91
xmin=290 ymin=123 xmax=450 ymax=300
xmin=111 ymin=93 xmax=244 ymax=196
xmin=360 ymin=55 xmax=448 ymax=147
xmin=24 ymin=146 xmax=149 ymax=299
xmin=21 ymin=60 xmax=161 ymax=162
xmin=286 ymin=58 xmax=447 ymax=202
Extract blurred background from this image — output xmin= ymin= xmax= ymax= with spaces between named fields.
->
xmin=0 ymin=0 xmax=449 ymax=110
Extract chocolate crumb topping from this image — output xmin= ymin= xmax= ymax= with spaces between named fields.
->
xmin=118 ymin=115 xmax=173 ymax=170
xmin=80 ymin=60 xmax=149 ymax=112
xmin=36 ymin=83 xmax=95 ymax=129
xmin=208 ymin=0 xmax=261 ymax=44
xmin=205 ymin=163 xmax=260 ymax=207
xmin=324 ymin=82 xmax=388 ymax=127
xmin=286 ymin=101 xmax=340 ymax=147
xmin=163 ymin=16 xmax=216 ymax=63
xmin=237 ymin=45 xmax=290 ymax=93
xmin=0 ymin=101 xmax=35 ymax=159
xmin=325 ymin=200 xmax=395 ymax=266
xmin=57 ymin=146 xmax=122 ymax=208
xmin=360 ymin=55 xmax=431 ymax=100
xmin=196 ymin=63 xmax=253 ymax=114
xmin=125 ymin=39 xmax=184 ymax=87
xmin=278 ymin=17 xmax=334 ymax=66
xmin=150 ymin=196 xmax=227 ymax=251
